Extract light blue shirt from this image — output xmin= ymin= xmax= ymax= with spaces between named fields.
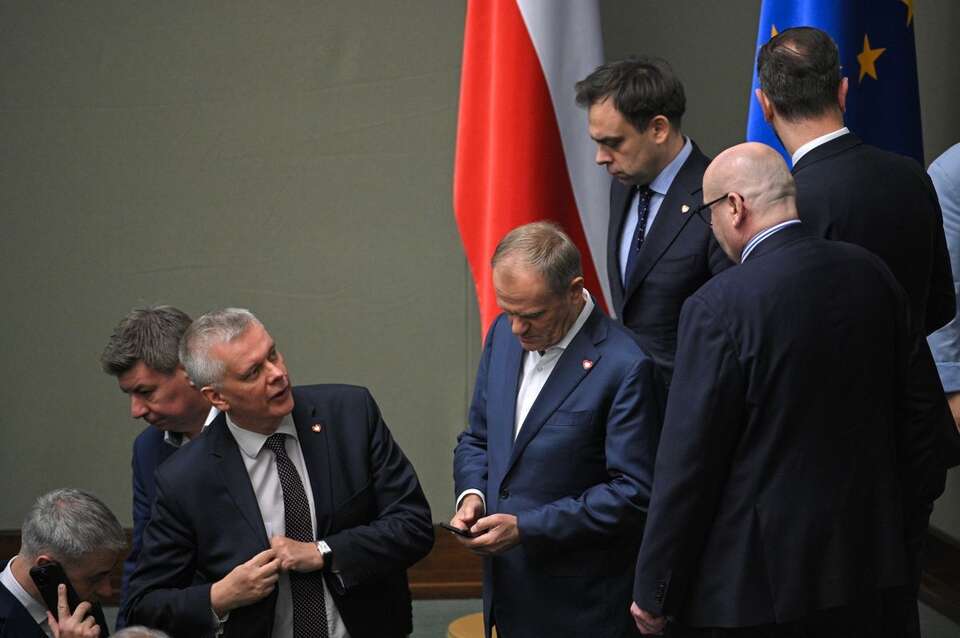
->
xmin=619 ymin=137 xmax=693 ymax=281
xmin=927 ymin=143 xmax=960 ymax=392
xmin=740 ymin=219 xmax=802 ymax=262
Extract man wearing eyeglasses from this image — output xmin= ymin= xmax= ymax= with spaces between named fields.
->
xmin=575 ymin=56 xmax=731 ymax=393
xmin=630 ymin=142 xmax=946 ymax=637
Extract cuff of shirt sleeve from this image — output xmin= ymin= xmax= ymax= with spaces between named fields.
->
xmin=937 ymin=361 xmax=960 ymax=393
xmin=456 ymin=489 xmax=486 ymax=513
xmin=212 ymin=608 xmax=228 ymax=635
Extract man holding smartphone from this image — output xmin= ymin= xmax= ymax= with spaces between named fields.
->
xmin=452 ymin=222 xmax=661 ymax=637
xmin=0 ymin=488 xmax=127 ymax=637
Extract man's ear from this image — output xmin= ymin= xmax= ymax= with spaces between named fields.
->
xmin=202 ymin=386 xmax=229 ymax=412
xmin=567 ymin=276 xmax=585 ymax=303
xmin=648 ymin=115 xmax=672 ymax=144
xmin=729 ymin=193 xmax=747 ymax=228
xmin=837 ymin=77 xmax=849 ymax=113
xmin=34 ymin=554 xmax=55 ymax=568
xmin=755 ymin=89 xmax=775 ymax=123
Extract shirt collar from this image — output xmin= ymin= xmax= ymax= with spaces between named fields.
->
xmin=163 ymin=406 xmax=220 ymax=448
xmin=648 ymin=137 xmax=693 ymax=196
xmin=1 ymin=557 xmax=49 ymax=628
xmin=791 ymin=127 xmax=849 ymax=166
xmin=740 ymin=219 xmax=802 ymax=262
xmin=225 ymin=412 xmax=298 ymax=459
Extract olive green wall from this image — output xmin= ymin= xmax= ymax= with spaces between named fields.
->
xmin=1 ymin=1 xmax=958 ymax=541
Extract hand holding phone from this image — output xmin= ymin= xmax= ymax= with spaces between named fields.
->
xmin=46 ymin=584 xmax=100 ymax=638
xmin=440 ymin=522 xmax=478 ymax=538
xmin=29 ymin=562 xmax=82 ymax=616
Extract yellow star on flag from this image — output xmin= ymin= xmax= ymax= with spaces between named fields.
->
xmin=901 ymin=0 xmax=914 ymax=26
xmin=857 ymin=34 xmax=885 ymax=82
xmin=771 ymin=24 xmax=778 ymax=38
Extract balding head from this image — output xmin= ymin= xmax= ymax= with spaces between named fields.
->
xmin=702 ymin=142 xmax=797 ymax=262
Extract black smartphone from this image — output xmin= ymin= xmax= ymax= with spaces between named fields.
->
xmin=29 ymin=561 xmax=82 ymax=616
xmin=440 ymin=522 xmax=478 ymax=538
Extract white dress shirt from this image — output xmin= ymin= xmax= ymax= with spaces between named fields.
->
xmin=790 ymin=127 xmax=849 ymax=166
xmin=225 ymin=413 xmax=350 ymax=638
xmin=1 ymin=556 xmax=53 ymax=637
xmin=458 ymin=290 xmax=595 ymax=510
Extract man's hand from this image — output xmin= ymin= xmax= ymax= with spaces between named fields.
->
xmin=631 ymin=602 xmax=667 ymax=635
xmin=947 ymin=392 xmax=960 ymax=433
xmin=47 ymin=584 xmax=100 ymax=638
xmin=462 ymin=513 xmax=520 ymax=555
xmin=449 ymin=494 xmax=484 ymax=545
xmin=269 ymin=536 xmax=324 ymax=573
xmin=210 ymin=549 xmax=281 ymax=616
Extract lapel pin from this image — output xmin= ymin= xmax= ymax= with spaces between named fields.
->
xmin=681 ymin=204 xmax=691 ymax=214
xmin=311 ymin=423 xmax=323 ymax=433
xmin=582 ymin=359 xmax=594 ymax=370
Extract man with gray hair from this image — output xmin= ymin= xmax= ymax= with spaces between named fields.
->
xmin=452 ymin=221 xmax=661 ymax=637
xmin=100 ymin=306 xmax=218 ymax=626
xmin=125 ymin=308 xmax=433 ymax=638
xmin=112 ymin=627 xmax=170 ymax=638
xmin=0 ymin=488 xmax=126 ymax=637
xmin=631 ymin=143 xmax=946 ymax=636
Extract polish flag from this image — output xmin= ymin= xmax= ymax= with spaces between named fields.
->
xmin=454 ymin=0 xmax=610 ymax=336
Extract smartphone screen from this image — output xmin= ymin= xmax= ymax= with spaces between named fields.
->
xmin=29 ymin=561 xmax=82 ymax=616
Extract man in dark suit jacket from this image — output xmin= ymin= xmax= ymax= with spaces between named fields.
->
xmin=452 ymin=222 xmax=660 ymax=637
xmin=630 ymin=143 xmax=946 ymax=637
xmin=124 ymin=308 xmax=433 ymax=638
xmin=754 ymin=26 xmax=954 ymax=337
xmin=575 ymin=56 xmax=730 ymax=390
xmin=100 ymin=306 xmax=218 ymax=627
xmin=1 ymin=489 xmax=125 ymax=638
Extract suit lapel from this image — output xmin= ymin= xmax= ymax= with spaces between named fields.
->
xmin=209 ymin=415 xmax=269 ymax=548
xmin=607 ymin=181 xmax=632 ymax=312
xmin=623 ymin=144 xmax=709 ymax=302
xmin=292 ymin=390 xmax=334 ymax=538
xmin=505 ymin=308 xmax=605 ymax=475
xmin=495 ymin=327 xmax=524 ymax=463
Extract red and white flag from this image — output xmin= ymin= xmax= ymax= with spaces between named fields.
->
xmin=454 ymin=0 xmax=610 ymax=336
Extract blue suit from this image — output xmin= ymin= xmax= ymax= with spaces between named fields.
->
xmin=454 ymin=305 xmax=660 ymax=637
xmin=118 ymin=426 xmax=178 ymax=628
xmin=125 ymin=385 xmax=433 ymax=638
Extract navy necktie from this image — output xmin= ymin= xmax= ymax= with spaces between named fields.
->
xmin=624 ymin=185 xmax=654 ymax=285
xmin=265 ymin=433 xmax=329 ymax=638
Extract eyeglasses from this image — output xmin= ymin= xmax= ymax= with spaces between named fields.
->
xmin=691 ymin=192 xmax=730 ymax=226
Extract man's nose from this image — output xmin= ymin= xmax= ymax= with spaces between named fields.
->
xmin=595 ymin=146 xmax=611 ymax=165
xmin=130 ymin=395 xmax=148 ymax=419
xmin=265 ymin=360 xmax=286 ymax=382
xmin=510 ymin=316 xmax=527 ymax=336
xmin=94 ymin=577 xmax=113 ymax=601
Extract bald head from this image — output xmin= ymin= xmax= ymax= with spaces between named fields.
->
xmin=703 ymin=142 xmax=798 ymax=261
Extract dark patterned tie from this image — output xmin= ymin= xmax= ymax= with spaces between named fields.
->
xmin=624 ymin=185 xmax=654 ymax=284
xmin=265 ymin=433 xmax=329 ymax=638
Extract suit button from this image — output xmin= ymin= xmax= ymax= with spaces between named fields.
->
xmin=500 ymin=489 xmax=509 ymax=499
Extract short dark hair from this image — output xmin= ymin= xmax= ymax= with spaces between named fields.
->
xmin=575 ymin=56 xmax=685 ymax=131
xmin=756 ymin=26 xmax=841 ymax=121
xmin=100 ymin=306 xmax=192 ymax=376
xmin=491 ymin=222 xmax=582 ymax=297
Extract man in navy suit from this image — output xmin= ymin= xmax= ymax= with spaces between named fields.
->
xmin=452 ymin=222 xmax=661 ymax=637
xmin=1 ymin=489 xmax=126 ymax=638
xmin=125 ymin=308 xmax=433 ymax=638
xmin=575 ymin=57 xmax=730 ymax=391
xmin=630 ymin=144 xmax=946 ymax=637
xmin=100 ymin=306 xmax=218 ymax=626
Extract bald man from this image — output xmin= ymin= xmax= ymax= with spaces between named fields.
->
xmin=630 ymin=143 xmax=947 ymax=637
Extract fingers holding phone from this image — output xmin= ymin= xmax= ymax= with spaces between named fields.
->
xmin=47 ymin=584 xmax=100 ymax=638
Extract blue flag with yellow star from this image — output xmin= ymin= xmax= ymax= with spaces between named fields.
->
xmin=746 ymin=0 xmax=923 ymax=163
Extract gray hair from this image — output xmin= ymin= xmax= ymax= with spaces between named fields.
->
xmin=491 ymin=222 xmax=583 ymax=296
xmin=113 ymin=627 xmax=172 ymax=638
xmin=100 ymin=306 xmax=193 ymax=376
xmin=179 ymin=308 xmax=261 ymax=388
xmin=20 ymin=489 xmax=126 ymax=565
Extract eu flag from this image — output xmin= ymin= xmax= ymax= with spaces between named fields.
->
xmin=746 ymin=0 xmax=923 ymax=164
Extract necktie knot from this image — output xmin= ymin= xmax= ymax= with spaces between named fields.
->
xmin=265 ymin=432 xmax=287 ymax=456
